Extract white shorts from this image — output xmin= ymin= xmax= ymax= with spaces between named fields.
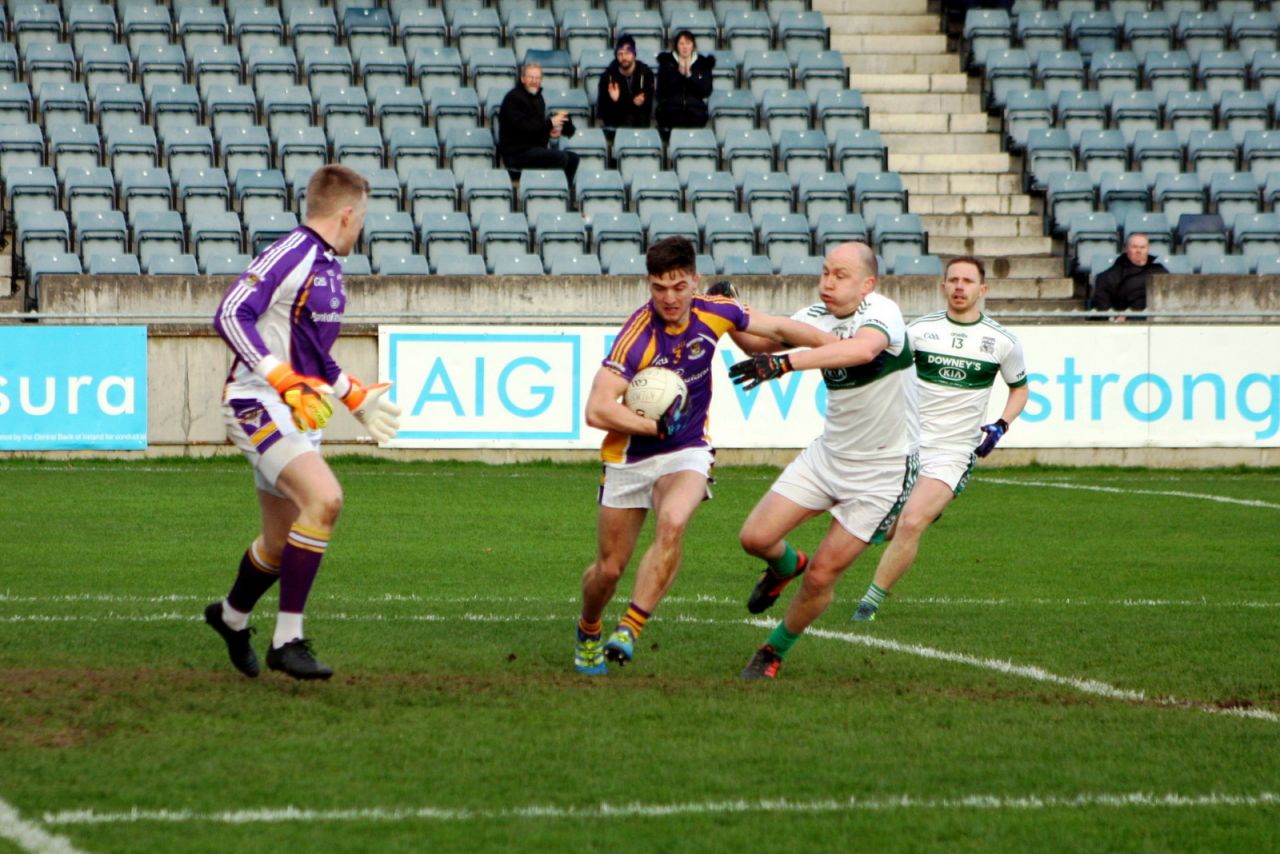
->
xmin=918 ymin=447 xmax=977 ymax=496
xmin=599 ymin=446 xmax=714 ymax=510
xmin=224 ymin=393 xmax=321 ymax=497
xmin=771 ymin=439 xmax=918 ymax=544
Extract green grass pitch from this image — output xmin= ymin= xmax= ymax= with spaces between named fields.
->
xmin=1 ymin=458 xmax=1278 ymax=852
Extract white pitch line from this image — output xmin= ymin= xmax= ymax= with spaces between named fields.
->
xmin=982 ymin=477 xmax=1280 ymax=510
xmin=0 ymin=797 xmax=85 ymax=853
xmin=785 ymin=621 xmax=1280 ymax=724
xmin=2 ymin=610 xmax=1274 ymax=724
xmin=39 ymin=791 xmax=1280 ymax=827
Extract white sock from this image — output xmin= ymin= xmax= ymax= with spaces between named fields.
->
xmin=273 ymin=612 xmax=304 ymax=649
xmin=221 ymin=600 xmax=250 ymax=632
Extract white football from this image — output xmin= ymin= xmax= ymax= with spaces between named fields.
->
xmin=625 ymin=367 xmax=688 ymax=420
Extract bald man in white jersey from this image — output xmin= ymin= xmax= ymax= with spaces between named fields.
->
xmin=849 ymin=255 xmax=1028 ymax=622
xmin=726 ymin=242 xmax=917 ymax=680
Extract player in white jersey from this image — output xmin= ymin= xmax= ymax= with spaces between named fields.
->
xmin=726 ymin=242 xmax=917 ymax=680
xmin=850 ymin=255 xmax=1028 ymax=622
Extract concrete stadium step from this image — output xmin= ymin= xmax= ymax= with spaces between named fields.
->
xmin=833 ymin=33 xmax=948 ymax=54
xmin=986 ymin=278 xmax=1077 ymax=299
xmin=846 ymin=53 xmax=960 ymax=75
xmin=928 ymin=235 xmax=1056 ymax=256
xmin=986 ymin=297 xmax=1083 ymax=314
xmin=880 ymin=132 xmax=1003 ymax=154
xmin=911 ymin=194 xmax=1038 ymax=216
xmin=901 ymin=173 xmax=1025 ymax=195
xmin=814 ymin=0 xmax=930 ymax=14
xmin=862 ymin=92 xmax=984 ymax=114
xmin=870 ymin=112 xmax=997 ymax=134
xmin=848 ymin=73 xmax=977 ymax=94
xmin=921 ymin=214 xmax=1045 ymax=238
xmin=891 ymin=152 xmax=1015 ymax=174
xmin=983 ymin=256 xmax=1068 ymax=278
xmin=826 ymin=13 xmax=940 ymax=34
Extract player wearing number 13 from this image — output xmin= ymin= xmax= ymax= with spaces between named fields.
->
xmin=574 ymin=236 xmax=834 ymax=675
xmin=849 ymin=255 xmax=1028 ymax=622
xmin=206 ymin=165 xmax=401 ymax=681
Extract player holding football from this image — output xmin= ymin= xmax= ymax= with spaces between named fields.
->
xmin=574 ymin=236 xmax=834 ymax=675
xmin=728 ymin=241 xmax=916 ymax=680
xmin=848 ymin=255 xmax=1028 ymax=622
xmin=205 ymin=164 xmax=401 ymax=680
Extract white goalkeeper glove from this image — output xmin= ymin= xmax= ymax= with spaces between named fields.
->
xmin=342 ymin=378 xmax=402 ymax=443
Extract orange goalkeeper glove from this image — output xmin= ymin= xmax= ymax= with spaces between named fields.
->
xmin=266 ymin=364 xmax=334 ymax=431
xmin=342 ymin=378 xmax=402 ymax=443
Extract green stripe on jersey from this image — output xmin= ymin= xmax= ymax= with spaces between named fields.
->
xmin=915 ymin=348 xmax=1000 ymax=389
xmin=822 ymin=341 xmax=915 ymax=390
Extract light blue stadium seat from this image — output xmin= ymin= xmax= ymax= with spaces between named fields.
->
xmin=133 ymin=210 xmax=186 ymax=265
xmin=217 ymin=126 xmax=272 ymax=186
xmin=611 ymin=10 xmax=664 ymax=56
xmin=36 ymin=81 xmax=89 ymax=131
xmin=1196 ymin=49 xmax=1247 ymax=98
xmin=477 ymin=211 xmax=531 ymax=271
xmin=1088 ymin=51 xmax=1140 ymax=101
xmin=647 ymin=211 xmax=700 ymax=247
xmin=1158 ymin=254 xmax=1195 ymax=275
xmin=365 ymin=211 xmax=417 ymax=270
xmin=1108 ymin=90 xmax=1159 ymax=147
xmin=357 ymin=45 xmax=409 ymax=99
xmin=797 ymin=172 xmax=851 ymax=221
xmin=1034 ymin=50 xmax=1086 ymax=100
xmin=591 ymin=211 xmax=644 ymax=269
xmin=760 ymin=213 xmax=812 ymax=272
xmin=1265 ymin=174 xmax=1280 ymax=213
xmin=607 ymin=254 xmax=648 ymax=275
xmin=272 ymin=126 xmax=325 ymax=189
xmin=561 ymin=8 xmax=610 ymax=64
xmin=433 ymin=253 xmax=486 ymax=274
xmin=466 ymin=46 xmax=518 ymax=102
xmin=316 ymin=86 xmax=370 ymax=134
xmin=1176 ymin=10 xmax=1227 ymax=60
xmin=13 ymin=4 xmax=61 ymax=54
xmin=778 ymin=255 xmax=823 ymax=276
xmin=1230 ymin=11 xmax=1279 ymax=59
xmin=81 ymin=44 xmax=131 ymax=93
xmin=234 ymin=168 xmax=288 ymax=220
xmin=16 ymin=209 xmax=68 ymax=262
xmin=1142 ymin=50 xmax=1193 ymax=99
xmin=26 ymin=253 xmax=81 ymax=297
xmin=1044 ymin=171 xmax=1095 ymax=237
xmin=1154 ymin=173 xmax=1207 ymax=222
xmin=1024 ymin=128 xmax=1076 ymax=193
xmin=338 ymin=253 xmax=372 ymax=275
xmin=742 ymin=172 xmax=794 ymax=229
xmin=145 ymin=84 xmax=198 ymax=141
xmin=0 ymin=82 xmax=33 ymax=125
xmin=519 ymin=169 xmax=570 ymax=222
xmin=1067 ymin=211 xmax=1120 ymax=273
xmin=741 ymin=51 xmax=792 ymax=102
xmin=542 ymin=87 xmax=591 ymax=128
xmin=405 ymin=168 xmax=456 ymax=223
xmin=723 ymin=9 xmax=772 ymax=59
xmin=47 ymin=124 xmax=99 ymax=185
xmin=629 ymin=171 xmax=682 ymax=223
xmin=191 ymin=210 xmax=244 ymax=271
xmin=574 ymin=169 xmax=626 ymax=221
xmin=722 ymin=129 xmax=775 ymax=186
xmin=964 ymin=8 xmax=1011 ymax=70
xmin=1003 ymin=89 xmax=1052 ymax=153
xmin=177 ymin=168 xmax=230 ymax=219
xmin=703 ymin=212 xmax=756 ymax=269
xmin=1195 ymin=254 xmax=1254 ymax=275
xmin=93 ymin=82 xmax=144 ymax=138
xmin=290 ymin=6 xmax=339 ymax=54
xmin=1187 ymin=130 xmax=1240 ymax=184
xmin=62 ymin=167 xmax=113 ymax=220
xmin=813 ymin=212 xmax=868 ymax=254
xmin=794 ymin=51 xmax=848 ymax=98
xmin=123 ymin=5 xmax=173 ymax=55
xmin=246 ymin=211 xmax=300 ymax=254
xmin=1098 ymin=172 xmax=1150 ymax=222
xmin=1077 ymin=129 xmax=1129 ymax=186
xmin=444 ymin=127 xmax=496 ymax=176
xmin=451 ymin=7 xmax=503 ymax=60
xmin=614 ymin=128 xmax=664 ymax=184
xmin=1017 ymin=10 xmax=1065 ymax=58
xmin=419 ymin=211 xmax=472 ymax=267
xmin=24 ymin=42 xmax=75 ymax=95
xmin=1210 ymin=172 xmax=1262 ymax=221
xmin=815 ymin=89 xmax=867 ymax=139
xmin=1068 ymin=10 xmax=1118 ymax=62
xmin=492 ymin=253 xmax=545 ymax=275
xmin=332 ymin=125 xmax=385 ymax=175
xmin=853 ymin=171 xmax=906 ymax=221
xmin=1217 ymin=91 xmax=1268 ymax=147
xmin=1056 ymin=90 xmax=1106 ymax=144
xmin=1132 ymin=130 xmax=1184 ymax=186
xmin=534 ymin=211 xmax=587 ymax=268
xmin=89 ymin=254 xmax=142 ymax=276
xmin=871 ymin=213 xmax=927 ymax=264
xmin=832 ymin=129 xmax=886 ymax=183
xmin=1231 ymin=212 xmax=1280 ymax=256
xmin=709 ymin=49 xmax=742 ymax=90
xmin=667 ymin=7 xmax=719 ymax=44
xmin=1122 ymin=11 xmax=1172 ymax=58
xmin=550 ymin=254 xmax=602 ymax=275
xmin=0 ymin=123 xmax=44 ymax=176
xmin=145 ymin=253 xmax=199 ymax=275
xmin=462 ymin=167 xmax=514 ymax=225
xmin=892 ymin=254 xmax=945 ymax=277
xmin=388 ymin=127 xmax=440 ymax=184
xmin=69 ymin=4 xmax=119 ymax=55
xmin=74 ymin=209 xmax=127 ymax=260
xmin=564 ymin=127 xmax=608 ymax=174
xmin=304 ymin=45 xmax=356 ymax=94
xmin=668 ymin=128 xmax=720 ymax=185
xmin=983 ymin=49 xmax=1032 ymax=112
xmin=576 ymin=49 xmax=614 ymax=101
xmin=762 ymin=89 xmax=812 ymax=145
xmin=719 ymin=255 xmax=772 ymax=275
xmin=685 ymin=171 xmax=737 ymax=227
xmin=119 ymin=168 xmax=172 ymax=222
xmin=342 ymin=6 xmax=393 ymax=58
xmin=1255 ymin=255 xmax=1280 ymax=276
xmin=1242 ymin=130 xmax=1280 ymax=182
xmin=413 ymin=47 xmax=465 ymax=97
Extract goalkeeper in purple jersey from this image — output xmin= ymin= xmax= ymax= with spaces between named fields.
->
xmin=574 ymin=236 xmax=835 ymax=675
xmin=204 ymin=165 xmax=401 ymax=681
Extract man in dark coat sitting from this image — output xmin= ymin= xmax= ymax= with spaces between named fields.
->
xmin=597 ymin=34 xmax=655 ymax=132
xmin=498 ymin=63 xmax=579 ymax=181
xmin=1091 ymin=233 xmax=1168 ymax=321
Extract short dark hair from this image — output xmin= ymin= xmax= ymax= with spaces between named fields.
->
xmin=305 ymin=164 xmax=370 ymax=219
xmin=646 ymin=236 xmax=697 ymax=277
xmin=945 ymin=255 xmax=986 ymax=282
xmin=673 ymin=29 xmax=696 ymax=49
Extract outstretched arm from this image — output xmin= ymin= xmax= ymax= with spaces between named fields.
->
xmin=742 ymin=311 xmax=837 ymax=350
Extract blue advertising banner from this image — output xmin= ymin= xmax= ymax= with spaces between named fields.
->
xmin=0 ymin=326 xmax=148 ymax=450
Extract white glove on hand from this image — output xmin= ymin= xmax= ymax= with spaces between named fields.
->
xmin=344 ymin=380 xmax=402 ymax=443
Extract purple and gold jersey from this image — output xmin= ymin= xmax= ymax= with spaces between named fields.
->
xmin=214 ymin=226 xmax=346 ymax=400
xmin=601 ymin=294 xmax=749 ymax=463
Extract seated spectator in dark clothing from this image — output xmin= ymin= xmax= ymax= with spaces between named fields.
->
xmin=498 ymin=63 xmax=578 ymax=181
xmin=597 ymin=34 xmax=655 ymax=132
xmin=655 ymin=30 xmax=715 ymax=136
xmin=1092 ymin=233 xmax=1168 ymax=321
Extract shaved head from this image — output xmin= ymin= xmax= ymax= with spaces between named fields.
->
xmin=828 ymin=241 xmax=878 ymax=280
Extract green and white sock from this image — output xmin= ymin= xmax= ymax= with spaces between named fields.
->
xmin=767 ymin=542 xmax=800 ymax=577
xmin=766 ymin=621 xmax=802 ymax=658
xmin=860 ymin=583 xmax=888 ymax=610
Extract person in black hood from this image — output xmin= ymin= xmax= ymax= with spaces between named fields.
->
xmin=597 ymin=34 xmax=655 ymax=132
xmin=498 ymin=62 xmax=579 ymax=181
xmin=655 ymin=30 xmax=714 ymax=136
xmin=1091 ymin=233 xmax=1167 ymax=321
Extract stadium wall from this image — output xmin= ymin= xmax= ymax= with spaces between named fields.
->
xmin=9 ymin=276 xmax=1280 ymax=467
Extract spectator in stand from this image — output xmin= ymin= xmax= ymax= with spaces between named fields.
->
xmin=498 ymin=63 xmax=579 ymax=181
xmin=1091 ymin=233 xmax=1168 ymax=322
xmin=655 ymin=30 xmax=715 ymax=138
xmin=597 ymin=34 xmax=655 ymax=135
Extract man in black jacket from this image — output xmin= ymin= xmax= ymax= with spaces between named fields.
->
xmin=1091 ymin=233 xmax=1168 ymax=321
xmin=597 ymin=34 xmax=655 ymax=132
xmin=498 ymin=63 xmax=579 ymax=181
